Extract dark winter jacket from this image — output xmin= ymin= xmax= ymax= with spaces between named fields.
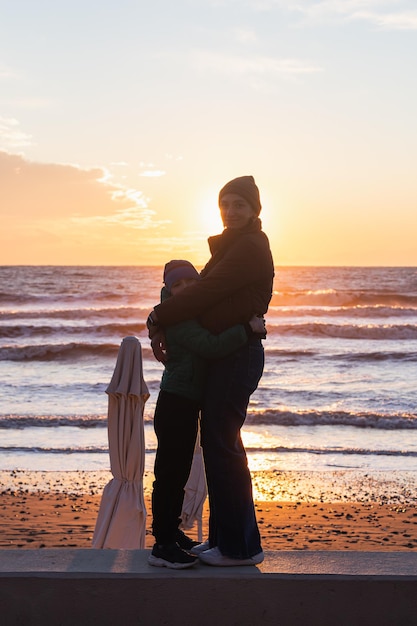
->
xmin=154 ymin=218 xmax=274 ymax=333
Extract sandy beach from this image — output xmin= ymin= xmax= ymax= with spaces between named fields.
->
xmin=1 ymin=469 xmax=416 ymax=552
xmin=1 ymin=492 xmax=417 ymax=551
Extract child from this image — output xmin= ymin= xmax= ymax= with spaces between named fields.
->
xmin=148 ymin=260 xmax=264 ymax=569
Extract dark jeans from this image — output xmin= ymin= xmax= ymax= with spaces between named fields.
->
xmin=151 ymin=390 xmax=199 ymax=545
xmin=201 ymin=337 xmax=264 ymax=559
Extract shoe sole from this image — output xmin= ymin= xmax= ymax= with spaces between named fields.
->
xmin=199 ymin=553 xmax=264 ymax=566
xmin=148 ymin=555 xmax=197 ymax=570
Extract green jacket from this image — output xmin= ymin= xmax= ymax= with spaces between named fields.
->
xmin=161 ymin=318 xmax=248 ymax=402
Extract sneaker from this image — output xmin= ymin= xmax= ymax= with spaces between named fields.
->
xmin=190 ymin=539 xmax=210 ymax=555
xmin=199 ymin=546 xmax=264 ymax=567
xmin=148 ymin=543 xmax=198 ymax=569
xmin=175 ymin=529 xmax=200 ymax=551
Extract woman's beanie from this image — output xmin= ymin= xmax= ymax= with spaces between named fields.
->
xmin=163 ymin=260 xmax=200 ymax=293
xmin=218 ymin=175 xmax=262 ymax=215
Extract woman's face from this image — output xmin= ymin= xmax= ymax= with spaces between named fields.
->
xmin=219 ymin=193 xmax=255 ymax=230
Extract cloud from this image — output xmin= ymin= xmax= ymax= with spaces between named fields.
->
xmin=139 ymin=169 xmax=167 ymax=177
xmin=0 ymin=151 xmax=175 ymax=263
xmin=0 ymin=151 xmax=165 ymax=227
xmin=0 ymin=117 xmax=33 ymax=149
xmin=192 ymin=50 xmax=323 ymax=78
xmin=233 ymin=27 xmax=258 ymax=43
xmin=136 ymin=161 xmax=167 ymax=177
xmin=71 ymin=205 xmax=169 ymax=231
xmin=354 ymin=9 xmax=417 ymax=29
xmin=10 ymin=97 xmax=54 ymax=109
xmin=290 ymin=0 xmax=391 ymax=15
xmin=164 ymin=153 xmax=183 ymax=162
xmin=281 ymin=0 xmax=417 ymax=30
xmin=0 ymin=64 xmax=18 ymax=79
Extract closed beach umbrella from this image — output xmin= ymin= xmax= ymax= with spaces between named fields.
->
xmin=92 ymin=336 xmax=149 ymax=549
xmin=180 ymin=429 xmax=207 ymax=542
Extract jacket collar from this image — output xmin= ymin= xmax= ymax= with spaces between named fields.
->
xmin=208 ymin=217 xmax=262 ymax=255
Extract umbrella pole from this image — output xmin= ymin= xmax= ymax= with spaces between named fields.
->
xmin=197 ymin=514 xmax=203 ymax=542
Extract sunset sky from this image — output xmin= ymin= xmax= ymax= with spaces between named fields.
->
xmin=1 ymin=0 xmax=416 ymax=266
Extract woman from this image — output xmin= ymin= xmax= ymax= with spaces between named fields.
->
xmin=147 ymin=175 xmax=274 ymax=566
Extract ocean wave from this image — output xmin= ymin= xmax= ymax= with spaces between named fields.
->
xmin=266 ymin=321 xmax=417 ymax=340
xmin=0 ymin=289 xmax=143 ymax=306
xmin=2 ymin=409 xmax=416 ymax=431
xmin=262 ymin=346 xmax=417 ymax=362
xmin=264 ymin=348 xmax=319 ymax=359
xmin=0 ymin=413 xmax=156 ymax=429
xmin=0 ymin=415 xmax=108 ymax=429
xmin=0 ymin=445 xmax=155 ymax=455
xmin=243 ymin=445 xmax=417 ymax=458
xmin=2 ymin=304 xmax=416 ymax=325
xmin=0 ymin=306 xmax=148 ymax=321
xmin=268 ymin=305 xmax=417 ymax=319
xmin=271 ymin=289 xmax=417 ymax=308
xmin=0 ymin=342 xmax=121 ymax=361
xmin=245 ymin=409 xmax=417 ymax=429
xmin=0 ymin=321 xmax=146 ymax=339
xmin=3 ymin=321 xmax=416 ymax=345
xmin=1 ymin=443 xmax=415 ymax=459
xmin=0 ymin=446 xmax=109 ymax=454
xmin=333 ymin=351 xmax=417 ymax=362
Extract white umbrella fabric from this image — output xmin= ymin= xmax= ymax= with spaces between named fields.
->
xmin=92 ymin=336 xmax=149 ymax=549
xmin=180 ymin=428 xmax=207 ymax=542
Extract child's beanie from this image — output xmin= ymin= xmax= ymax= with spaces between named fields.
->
xmin=163 ymin=260 xmax=200 ymax=293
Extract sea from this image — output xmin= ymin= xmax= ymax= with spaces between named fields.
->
xmin=1 ymin=265 xmax=417 ymax=501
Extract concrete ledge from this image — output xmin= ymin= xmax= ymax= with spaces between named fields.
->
xmin=1 ymin=550 xmax=417 ymax=625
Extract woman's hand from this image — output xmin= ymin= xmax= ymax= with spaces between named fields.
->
xmin=146 ymin=310 xmax=167 ymax=362
xmin=249 ymin=314 xmax=267 ymax=338
xmin=146 ymin=310 xmax=159 ymax=337
xmin=151 ymin=330 xmax=167 ymax=363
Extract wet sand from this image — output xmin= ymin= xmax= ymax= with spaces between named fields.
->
xmin=1 ymin=469 xmax=416 ymax=551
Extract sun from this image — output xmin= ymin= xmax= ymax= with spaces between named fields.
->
xmin=197 ymin=187 xmax=224 ymax=237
